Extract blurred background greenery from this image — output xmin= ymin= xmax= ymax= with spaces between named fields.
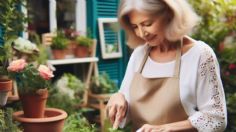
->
xmin=189 ymin=0 xmax=236 ymax=131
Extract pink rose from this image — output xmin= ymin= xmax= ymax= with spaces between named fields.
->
xmin=7 ymin=59 xmax=27 ymax=72
xmin=38 ymin=65 xmax=54 ymax=80
xmin=229 ymin=64 xmax=236 ymax=70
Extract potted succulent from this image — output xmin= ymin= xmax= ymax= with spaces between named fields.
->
xmin=51 ymin=32 xmax=69 ymax=59
xmin=74 ymin=36 xmax=93 ymax=58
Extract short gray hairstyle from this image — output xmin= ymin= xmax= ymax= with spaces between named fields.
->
xmin=118 ymin=0 xmax=200 ymax=48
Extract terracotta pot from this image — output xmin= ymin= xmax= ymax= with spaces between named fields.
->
xmin=13 ymin=108 xmax=68 ymax=132
xmin=66 ymin=41 xmax=76 ymax=56
xmin=74 ymin=45 xmax=90 ymax=58
xmin=0 ymin=79 xmax=13 ymax=106
xmin=52 ymin=49 xmax=66 ymax=59
xmin=20 ymin=89 xmax=48 ymax=118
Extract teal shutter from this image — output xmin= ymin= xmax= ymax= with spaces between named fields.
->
xmin=0 ymin=26 xmax=4 ymax=46
xmin=87 ymin=0 xmax=129 ymax=86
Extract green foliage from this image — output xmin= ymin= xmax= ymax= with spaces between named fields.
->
xmin=189 ymin=0 xmax=236 ymax=131
xmin=8 ymin=64 xmax=51 ymax=94
xmin=91 ymin=72 xmax=118 ymax=94
xmin=75 ymin=36 xmax=93 ymax=47
xmin=65 ymin=73 xmax=85 ymax=93
xmin=48 ymin=73 xmax=86 ymax=114
xmin=63 ymin=112 xmax=96 ymax=132
xmin=54 ymin=73 xmax=85 ymax=100
xmin=103 ymin=119 xmax=132 ymax=132
xmin=47 ymin=87 xmax=81 ymax=115
xmin=0 ymin=108 xmax=21 ymax=132
xmin=51 ymin=31 xmax=69 ymax=50
xmin=0 ymin=0 xmax=27 ymax=41
xmin=0 ymin=0 xmax=27 ymax=76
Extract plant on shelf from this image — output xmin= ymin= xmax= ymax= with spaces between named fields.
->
xmin=189 ymin=0 xmax=236 ymax=131
xmin=90 ymin=72 xmax=118 ymax=94
xmin=50 ymin=31 xmax=69 ymax=59
xmin=64 ymin=28 xmax=81 ymax=57
xmin=74 ymin=36 xmax=93 ymax=58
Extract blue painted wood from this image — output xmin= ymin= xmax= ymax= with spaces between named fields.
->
xmin=0 ymin=26 xmax=3 ymax=46
xmin=87 ymin=0 xmax=129 ymax=87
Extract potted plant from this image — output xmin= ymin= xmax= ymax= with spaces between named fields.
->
xmin=7 ymin=59 xmax=54 ymax=118
xmin=90 ymin=72 xmax=118 ymax=94
xmin=74 ymin=36 xmax=93 ymax=58
xmin=51 ymin=32 xmax=69 ymax=59
xmin=64 ymin=29 xmax=81 ymax=57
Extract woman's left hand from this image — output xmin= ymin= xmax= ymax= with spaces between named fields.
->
xmin=137 ymin=124 xmax=172 ymax=132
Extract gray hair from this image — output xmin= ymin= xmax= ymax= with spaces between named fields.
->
xmin=118 ymin=0 xmax=200 ymax=48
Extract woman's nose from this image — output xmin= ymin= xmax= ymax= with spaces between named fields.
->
xmin=138 ymin=26 xmax=145 ymax=38
xmin=137 ymin=26 xmax=149 ymax=39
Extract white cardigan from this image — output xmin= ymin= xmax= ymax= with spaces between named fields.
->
xmin=119 ymin=40 xmax=227 ymax=132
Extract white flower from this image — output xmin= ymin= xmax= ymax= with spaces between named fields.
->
xmin=13 ymin=37 xmax=39 ymax=54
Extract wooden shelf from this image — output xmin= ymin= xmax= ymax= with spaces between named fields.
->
xmin=47 ymin=57 xmax=99 ymax=65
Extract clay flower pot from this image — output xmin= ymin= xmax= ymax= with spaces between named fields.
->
xmin=74 ymin=45 xmax=90 ymax=58
xmin=52 ymin=49 xmax=66 ymax=59
xmin=13 ymin=108 xmax=67 ymax=132
xmin=20 ymin=89 xmax=48 ymax=118
xmin=0 ymin=79 xmax=13 ymax=106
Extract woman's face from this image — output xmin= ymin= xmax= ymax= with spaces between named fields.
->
xmin=128 ymin=10 xmax=166 ymax=46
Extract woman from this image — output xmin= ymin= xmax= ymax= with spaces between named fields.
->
xmin=106 ymin=0 xmax=227 ymax=132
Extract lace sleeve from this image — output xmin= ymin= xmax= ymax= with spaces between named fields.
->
xmin=188 ymin=46 xmax=227 ymax=132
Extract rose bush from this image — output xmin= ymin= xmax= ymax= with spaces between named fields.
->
xmin=7 ymin=59 xmax=54 ymax=94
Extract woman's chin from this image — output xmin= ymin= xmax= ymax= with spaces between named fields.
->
xmin=147 ymin=42 xmax=159 ymax=47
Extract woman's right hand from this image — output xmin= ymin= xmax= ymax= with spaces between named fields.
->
xmin=106 ymin=92 xmax=128 ymax=129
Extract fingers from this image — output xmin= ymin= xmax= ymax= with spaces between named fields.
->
xmin=113 ymin=106 xmax=125 ymax=129
xmin=108 ymin=105 xmax=117 ymax=124
xmin=138 ymin=124 xmax=165 ymax=132
xmin=106 ymin=93 xmax=128 ymax=129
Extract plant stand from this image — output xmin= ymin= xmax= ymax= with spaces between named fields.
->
xmin=87 ymin=92 xmax=112 ymax=130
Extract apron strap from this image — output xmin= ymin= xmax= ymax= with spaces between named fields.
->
xmin=173 ymin=38 xmax=183 ymax=78
xmin=138 ymin=38 xmax=183 ymax=76
xmin=138 ymin=45 xmax=151 ymax=73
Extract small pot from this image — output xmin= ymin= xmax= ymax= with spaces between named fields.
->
xmin=13 ymin=108 xmax=68 ymax=132
xmin=0 ymin=79 xmax=13 ymax=106
xmin=74 ymin=45 xmax=90 ymax=58
xmin=20 ymin=89 xmax=48 ymax=118
xmin=52 ymin=49 xmax=66 ymax=59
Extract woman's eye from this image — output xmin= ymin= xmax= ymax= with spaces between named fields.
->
xmin=132 ymin=26 xmax=137 ymax=29
xmin=144 ymin=23 xmax=152 ymax=27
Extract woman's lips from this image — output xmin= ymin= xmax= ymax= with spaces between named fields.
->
xmin=147 ymin=35 xmax=157 ymax=42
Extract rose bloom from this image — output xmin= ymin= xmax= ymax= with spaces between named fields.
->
xmin=229 ymin=64 xmax=236 ymax=70
xmin=7 ymin=59 xmax=27 ymax=72
xmin=38 ymin=65 xmax=54 ymax=80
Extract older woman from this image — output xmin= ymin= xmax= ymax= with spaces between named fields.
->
xmin=106 ymin=0 xmax=227 ymax=132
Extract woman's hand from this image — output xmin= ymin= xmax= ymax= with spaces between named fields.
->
xmin=106 ymin=92 xmax=128 ymax=129
xmin=137 ymin=124 xmax=171 ymax=132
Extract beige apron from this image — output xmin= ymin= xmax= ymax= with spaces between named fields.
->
xmin=129 ymin=42 xmax=188 ymax=131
